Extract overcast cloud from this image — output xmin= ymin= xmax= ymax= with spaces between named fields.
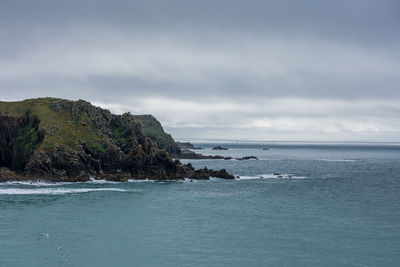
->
xmin=0 ymin=0 xmax=399 ymax=141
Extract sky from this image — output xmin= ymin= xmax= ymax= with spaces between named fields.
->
xmin=0 ymin=0 xmax=399 ymax=141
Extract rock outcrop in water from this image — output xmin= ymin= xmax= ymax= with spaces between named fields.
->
xmin=176 ymin=142 xmax=202 ymax=150
xmin=0 ymin=98 xmax=234 ymax=182
xmin=177 ymin=149 xmax=258 ymax=161
xmin=212 ymin=146 xmax=229 ymax=150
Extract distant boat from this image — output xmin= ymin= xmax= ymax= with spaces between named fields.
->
xmin=262 ymin=147 xmax=270 ymax=150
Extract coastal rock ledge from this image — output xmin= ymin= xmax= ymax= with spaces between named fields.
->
xmin=0 ymin=98 xmax=234 ymax=182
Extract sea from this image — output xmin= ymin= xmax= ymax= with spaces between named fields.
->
xmin=1 ymin=142 xmax=399 ymax=267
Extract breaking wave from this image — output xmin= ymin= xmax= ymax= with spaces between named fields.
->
xmin=0 ymin=181 xmax=73 ymax=187
xmin=237 ymin=173 xmax=307 ymax=180
xmin=0 ymin=188 xmax=132 ymax=195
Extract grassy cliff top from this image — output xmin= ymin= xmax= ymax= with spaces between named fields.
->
xmin=0 ymin=98 xmax=180 ymax=154
xmin=0 ymin=98 xmax=108 ymax=153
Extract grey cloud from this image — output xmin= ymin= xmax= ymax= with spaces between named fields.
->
xmin=0 ymin=0 xmax=399 ymax=141
xmin=1 ymin=32 xmax=398 ymax=101
xmin=2 ymin=0 xmax=399 ymax=45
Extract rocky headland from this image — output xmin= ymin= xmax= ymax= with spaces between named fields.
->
xmin=0 ymin=98 xmax=233 ymax=182
xmin=111 ymin=111 xmax=258 ymax=162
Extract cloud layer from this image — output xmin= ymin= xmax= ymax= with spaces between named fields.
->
xmin=1 ymin=0 xmax=399 ymax=141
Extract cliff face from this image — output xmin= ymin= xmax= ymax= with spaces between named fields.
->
xmin=0 ymin=112 xmax=44 ymax=172
xmin=133 ymin=114 xmax=181 ymax=155
xmin=0 ymin=98 xmax=233 ymax=182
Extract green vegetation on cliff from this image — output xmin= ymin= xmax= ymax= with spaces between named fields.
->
xmin=0 ymin=98 xmax=181 ymax=155
xmin=0 ymin=98 xmax=108 ymax=154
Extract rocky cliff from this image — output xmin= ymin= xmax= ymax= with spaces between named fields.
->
xmin=0 ymin=98 xmax=233 ymax=182
xmin=133 ymin=114 xmax=181 ymax=155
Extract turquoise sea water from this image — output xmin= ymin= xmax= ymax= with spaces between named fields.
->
xmin=1 ymin=142 xmax=400 ymax=266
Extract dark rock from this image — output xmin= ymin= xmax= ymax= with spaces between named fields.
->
xmin=0 ymin=112 xmax=44 ymax=172
xmin=132 ymin=114 xmax=181 ymax=154
xmin=190 ymin=168 xmax=234 ymax=180
xmin=0 ymin=167 xmax=21 ymax=182
xmin=212 ymin=146 xmax=229 ymax=150
xmin=237 ymin=156 xmax=258 ymax=160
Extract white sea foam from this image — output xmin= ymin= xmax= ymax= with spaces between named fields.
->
xmin=128 ymin=179 xmax=152 ymax=183
xmin=235 ymin=175 xmax=260 ymax=180
xmin=88 ymin=177 xmax=119 ymax=184
xmin=1 ymin=181 xmax=73 ymax=187
xmin=237 ymin=173 xmax=306 ymax=180
xmin=1 ymin=178 xmax=127 ymax=187
xmin=0 ymin=188 xmax=130 ymax=195
xmin=260 ymin=174 xmax=294 ymax=179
